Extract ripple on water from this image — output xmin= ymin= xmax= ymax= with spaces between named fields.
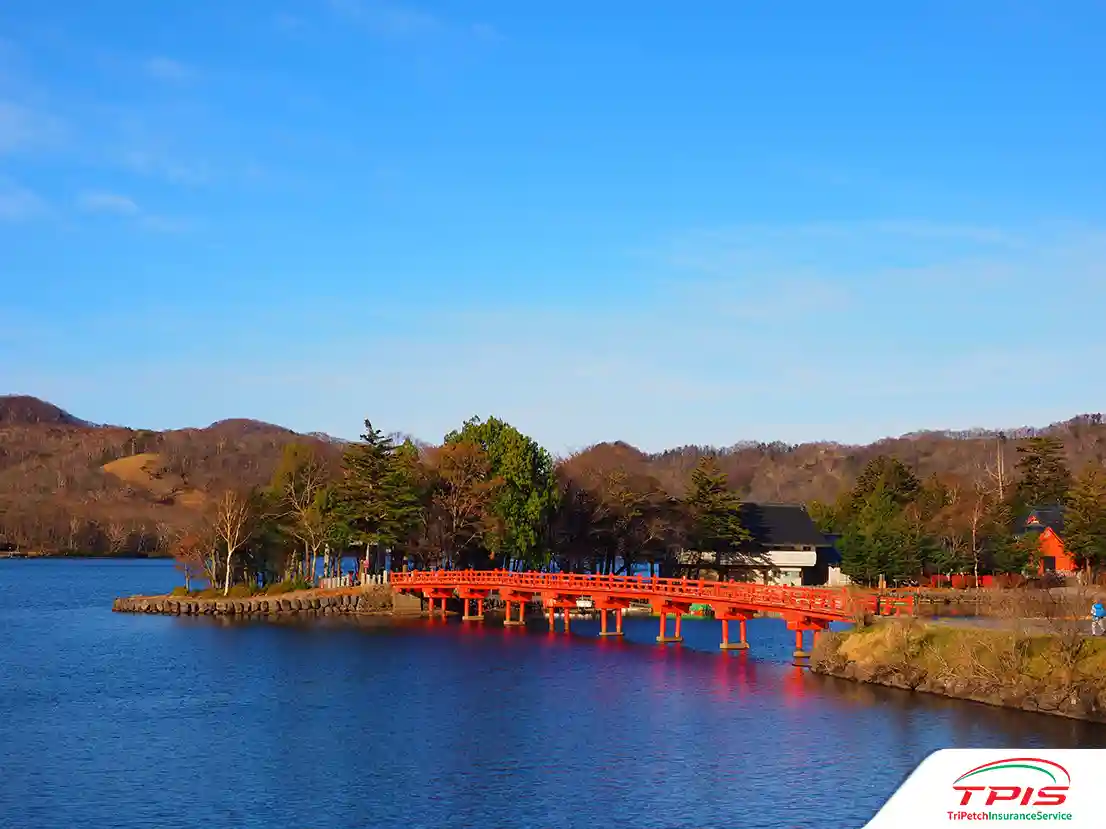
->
xmin=2 ymin=559 xmax=1104 ymax=829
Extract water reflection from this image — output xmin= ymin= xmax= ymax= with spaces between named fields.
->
xmin=4 ymin=560 xmax=1106 ymax=829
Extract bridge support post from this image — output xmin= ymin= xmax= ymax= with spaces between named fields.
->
xmin=462 ymin=597 xmax=485 ymax=622
xmin=547 ymin=607 xmax=555 ymax=631
xmin=616 ymin=609 xmax=623 ymax=635
xmin=600 ymin=610 xmax=608 ymax=635
xmin=793 ymin=629 xmax=810 ymax=659
xmin=655 ymin=606 xmax=684 ymax=643
xmin=720 ymin=617 xmax=750 ymax=650
xmin=563 ymin=609 xmax=571 ymax=633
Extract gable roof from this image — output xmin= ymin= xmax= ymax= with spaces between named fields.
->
xmin=1020 ymin=505 xmax=1065 ymax=535
xmin=739 ymin=502 xmax=827 ymax=548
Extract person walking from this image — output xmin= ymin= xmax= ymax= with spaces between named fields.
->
xmin=1091 ymin=599 xmax=1106 ymax=636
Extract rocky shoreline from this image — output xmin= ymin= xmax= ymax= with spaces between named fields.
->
xmin=810 ymin=622 xmax=1106 ymax=723
xmin=113 ymin=586 xmax=422 ymax=617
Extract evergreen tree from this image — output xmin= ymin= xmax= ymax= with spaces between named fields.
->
xmin=337 ymin=421 xmax=423 ymax=553
xmin=840 ymin=456 xmax=922 ymax=525
xmin=683 ymin=456 xmax=751 ymax=552
xmin=838 ymin=486 xmax=926 ymax=586
xmin=1065 ymin=465 xmax=1106 ymax=574
xmin=1013 ymin=436 xmax=1072 ymax=510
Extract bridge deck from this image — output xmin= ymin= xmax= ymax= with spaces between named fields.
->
xmin=391 ymin=570 xmax=880 ymax=623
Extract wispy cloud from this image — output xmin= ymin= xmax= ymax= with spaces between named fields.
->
xmin=273 ymin=12 xmax=306 ymax=34
xmin=136 ymin=214 xmax=193 ymax=233
xmin=0 ymin=178 xmax=46 ymax=221
xmin=121 ymin=149 xmax=212 ymax=185
xmin=144 ymin=57 xmax=196 ymax=83
xmin=0 ymin=100 xmax=64 ymax=153
xmin=328 ymin=0 xmax=441 ymax=36
xmin=73 ymin=188 xmax=190 ymax=232
xmin=77 ymin=190 xmax=140 ymax=215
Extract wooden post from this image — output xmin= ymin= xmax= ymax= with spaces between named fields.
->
xmin=721 ymin=619 xmax=729 ymax=648
xmin=478 ymin=598 xmax=484 ymax=617
xmin=600 ymin=609 xmax=608 ymax=635
xmin=674 ymin=613 xmax=683 ymax=640
xmin=564 ymin=609 xmax=571 ymax=633
xmin=616 ymin=609 xmax=623 ymax=635
xmin=739 ymin=619 xmax=748 ymax=647
xmin=658 ymin=612 xmax=666 ymax=641
xmin=548 ymin=607 xmax=555 ymax=631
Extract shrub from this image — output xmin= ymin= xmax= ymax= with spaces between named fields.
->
xmin=170 ymin=586 xmax=189 ymax=597
xmin=196 ymin=588 xmax=222 ymax=598
xmin=264 ymin=578 xmax=313 ymax=595
xmin=226 ymin=584 xmax=255 ymax=598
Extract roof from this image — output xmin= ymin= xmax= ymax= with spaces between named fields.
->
xmin=1020 ymin=505 xmax=1065 ymax=535
xmin=739 ymin=502 xmax=827 ymax=548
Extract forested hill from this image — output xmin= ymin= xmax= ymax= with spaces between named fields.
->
xmin=1 ymin=394 xmax=1103 ymax=555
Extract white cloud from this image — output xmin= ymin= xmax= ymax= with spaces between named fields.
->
xmin=0 ymin=100 xmax=63 ymax=154
xmin=77 ymin=191 xmax=139 ymax=215
xmin=0 ymin=179 xmax=46 ymax=221
xmin=144 ymin=57 xmax=196 ymax=83
xmin=328 ymin=0 xmax=441 ymax=36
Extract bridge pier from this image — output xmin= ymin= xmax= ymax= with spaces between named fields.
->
xmin=794 ymin=628 xmax=809 ymax=659
xmin=656 ymin=613 xmax=682 ymax=643
xmin=719 ymin=618 xmax=750 ymax=651
xmin=504 ymin=601 xmax=523 ymax=626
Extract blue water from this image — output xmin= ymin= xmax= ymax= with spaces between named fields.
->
xmin=2 ymin=559 xmax=1103 ymax=829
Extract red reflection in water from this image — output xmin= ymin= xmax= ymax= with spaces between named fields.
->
xmin=711 ymin=649 xmax=756 ymax=700
xmin=780 ymin=665 xmax=809 ymax=707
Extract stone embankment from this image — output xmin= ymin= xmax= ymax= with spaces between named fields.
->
xmin=113 ymin=586 xmax=423 ymax=617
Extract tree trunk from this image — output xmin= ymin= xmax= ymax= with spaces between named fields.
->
xmin=223 ymin=549 xmax=234 ymax=596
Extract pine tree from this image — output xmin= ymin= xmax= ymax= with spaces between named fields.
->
xmin=1065 ymin=465 xmax=1106 ymax=574
xmin=337 ymin=421 xmax=422 ymax=553
xmin=683 ymin=456 xmax=751 ymax=553
xmin=1013 ymin=436 xmax=1072 ymax=511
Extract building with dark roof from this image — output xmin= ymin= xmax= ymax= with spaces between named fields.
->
xmin=676 ymin=502 xmax=834 ymax=586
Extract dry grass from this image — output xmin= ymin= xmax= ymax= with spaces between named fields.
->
xmin=102 ymin=452 xmax=204 ymax=506
xmin=816 ymin=617 xmax=1106 ymax=719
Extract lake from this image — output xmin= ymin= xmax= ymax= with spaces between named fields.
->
xmin=2 ymin=559 xmax=1103 ymax=829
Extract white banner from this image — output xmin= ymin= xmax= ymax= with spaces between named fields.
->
xmin=866 ymin=749 xmax=1104 ymax=827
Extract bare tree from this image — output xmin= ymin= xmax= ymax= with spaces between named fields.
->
xmin=213 ymin=490 xmax=253 ymax=595
xmin=106 ymin=522 xmax=128 ymax=556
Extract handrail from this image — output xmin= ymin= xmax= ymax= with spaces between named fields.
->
xmin=391 ymin=569 xmax=860 ymax=620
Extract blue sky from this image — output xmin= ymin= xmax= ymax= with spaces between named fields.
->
xmin=2 ymin=1 xmax=1105 ymax=454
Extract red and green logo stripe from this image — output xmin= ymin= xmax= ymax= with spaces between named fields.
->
xmin=954 ymin=758 xmax=1071 ymax=786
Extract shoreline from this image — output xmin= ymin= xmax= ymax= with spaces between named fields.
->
xmin=811 ymin=620 xmax=1106 ymax=723
xmin=113 ymin=585 xmax=423 ymax=617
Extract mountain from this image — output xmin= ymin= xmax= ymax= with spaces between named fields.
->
xmin=1 ymin=396 xmax=1104 ymax=555
xmin=0 ymin=398 xmax=341 ymax=555
xmin=0 ymin=395 xmax=89 ymax=427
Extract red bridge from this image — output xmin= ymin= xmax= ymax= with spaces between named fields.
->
xmin=391 ymin=570 xmax=906 ymax=656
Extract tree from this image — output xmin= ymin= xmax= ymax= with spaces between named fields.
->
xmin=850 ymin=456 xmax=922 ymax=512
xmin=172 ymin=532 xmax=207 ymax=591
xmin=428 ymin=440 xmax=503 ymax=567
xmin=269 ymin=443 xmax=333 ymax=581
xmin=1065 ymin=465 xmax=1106 ymax=576
xmin=337 ymin=421 xmax=423 ymax=554
xmin=683 ymin=456 xmax=750 ymax=554
xmin=838 ymin=487 xmax=927 ymax=586
xmin=213 ymin=489 xmax=254 ymax=595
xmin=1013 ymin=436 xmax=1072 ymax=511
xmin=445 ymin=416 xmax=559 ymax=569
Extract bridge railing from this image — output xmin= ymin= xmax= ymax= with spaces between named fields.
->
xmin=390 ymin=570 xmax=858 ymax=619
